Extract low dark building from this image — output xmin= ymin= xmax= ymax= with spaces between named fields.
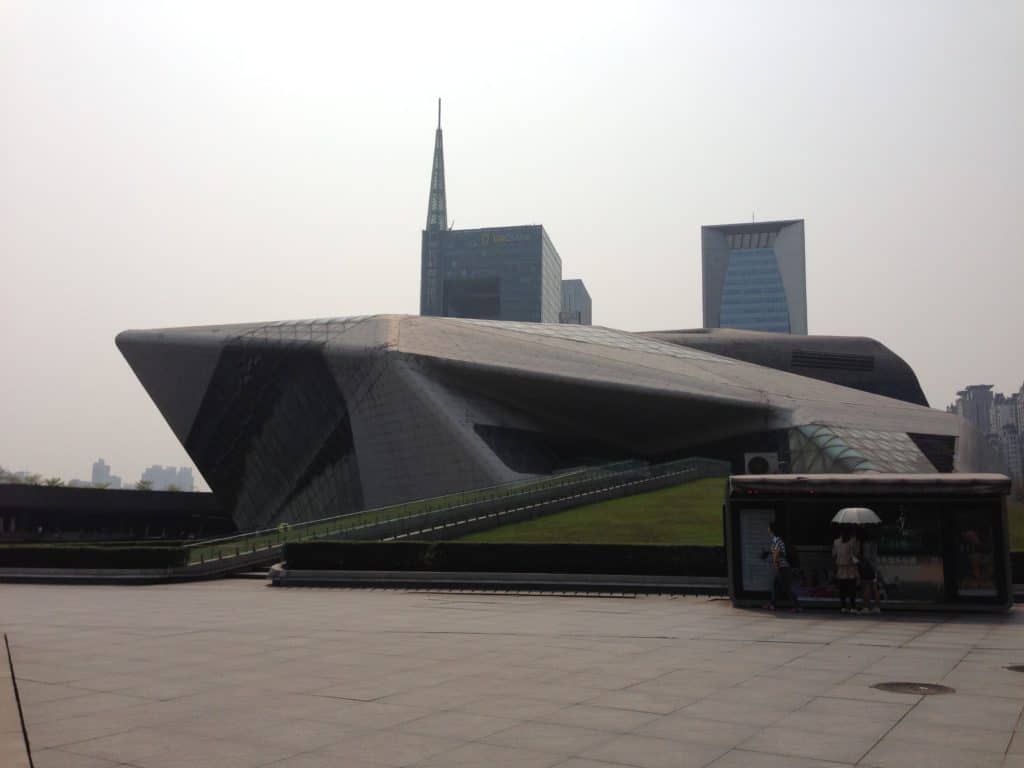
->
xmin=0 ymin=484 xmax=233 ymax=542
xmin=641 ymin=328 xmax=930 ymax=407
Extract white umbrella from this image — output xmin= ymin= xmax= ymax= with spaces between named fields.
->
xmin=832 ymin=507 xmax=881 ymax=525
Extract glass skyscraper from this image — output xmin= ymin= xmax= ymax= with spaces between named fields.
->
xmin=701 ymin=219 xmax=807 ymax=335
xmin=419 ymin=103 xmax=568 ymax=324
xmin=434 ymin=225 xmax=563 ymax=323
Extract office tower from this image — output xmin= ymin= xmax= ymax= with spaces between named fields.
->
xmin=702 ymin=219 xmax=807 ymax=334
xmin=418 ymin=103 xmax=564 ymax=323
xmin=560 ymin=279 xmax=592 ymax=325
xmin=420 ymin=99 xmax=448 ymax=317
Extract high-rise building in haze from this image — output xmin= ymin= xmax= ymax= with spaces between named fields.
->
xmin=91 ymin=458 xmax=121 ymax=489
xmin=702 ymin=219 xmax=807 ymax=334
xmin=948 ymin=383 xmax=1023 ymax=490
xmin=418 ymin=101 xmax=578 ymax=324
xmin=952 ymin=384 xmax=995 ymax=433
xmin=560 ymin=279 xmax=592 ymax=325
xmin=140 ymin=465 xmax=194 ymax=491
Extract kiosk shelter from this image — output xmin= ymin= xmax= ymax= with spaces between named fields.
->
xmin=725 ymin=474 xmax=1012 ymax=612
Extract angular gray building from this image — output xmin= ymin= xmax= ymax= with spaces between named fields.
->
xmin=560 ymin=279 xmax=592 ymax=325
xmin=118 ymin=314 xmax=983 ymax=531
xmin=702 ymin=219 xmax=807 ymax=334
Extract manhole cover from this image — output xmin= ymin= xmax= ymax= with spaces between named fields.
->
xmin=1007 ymin=665 xmax=1024 ymax=673
xmin=871 ymin=682 xmax=955 ymax=696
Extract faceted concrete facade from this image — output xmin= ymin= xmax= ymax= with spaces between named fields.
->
xmin=117 ymin=315 xmax=976 ymax=531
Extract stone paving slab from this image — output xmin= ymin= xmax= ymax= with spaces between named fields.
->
xmin=1 ymin=581 xmax=1023 ymax=768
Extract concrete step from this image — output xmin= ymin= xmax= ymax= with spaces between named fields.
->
xmin=228 ymin=570 xmax=270 ymax=580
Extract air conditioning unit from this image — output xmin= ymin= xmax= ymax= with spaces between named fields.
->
xmin=744 ymin=452 xmax=780 ymax=475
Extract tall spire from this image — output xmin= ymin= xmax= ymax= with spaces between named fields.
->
xmin=426 ymin=98 xmax=447 ymax=232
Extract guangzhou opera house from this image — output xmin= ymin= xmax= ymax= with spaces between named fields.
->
xmin=117 ymin=315 xmax=990 ymax=531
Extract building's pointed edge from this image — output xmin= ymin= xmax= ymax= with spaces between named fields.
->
xmin=116 ymin=329 xmax=225 ymax=445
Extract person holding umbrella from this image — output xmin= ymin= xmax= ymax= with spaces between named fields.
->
xmin=858 ymin=526 xmax=882 ymax=614
xmin=831 ymin=507 xmax=881 ymax=614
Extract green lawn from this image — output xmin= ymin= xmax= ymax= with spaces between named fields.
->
xmin=459 ymin=477 xmax=728 ymax=545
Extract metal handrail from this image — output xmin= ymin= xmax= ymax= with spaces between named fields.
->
xmin=386 ymin=458 xmax=728 ymax=541
xmin=182 ymin=457 xmax=729 ymax=566
xmin=182 ymin=460 xmax=645 ymax=564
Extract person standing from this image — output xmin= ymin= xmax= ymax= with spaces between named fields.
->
xmin=859 ymin=529 xmax=881 ymax=614
xmin=833 ymin=527 xmax=860 ymax=614
xmin=767 ymin=521 xmax=800 ymax=612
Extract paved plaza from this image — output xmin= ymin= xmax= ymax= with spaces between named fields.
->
xmin=1 ymin=581 xmax=1023 ymax=768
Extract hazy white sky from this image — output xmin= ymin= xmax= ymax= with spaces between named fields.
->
xmin=1 ymin=0 xmax=1022 ymax=488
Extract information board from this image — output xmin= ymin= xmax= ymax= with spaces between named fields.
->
xmin=740 ymin=508 xmax=775 ymax=592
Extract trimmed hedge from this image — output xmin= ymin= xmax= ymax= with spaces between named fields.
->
xmin=0 ymin=545 xmax=188 ymax=569
xmin=283 ymin=541 xmax=727 ymax=577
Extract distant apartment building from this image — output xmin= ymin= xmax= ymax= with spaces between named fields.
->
xmin=1002 ymin=425 xmax=1021 ymax=485
xmin=702 ymin=219 xmax=807 ymax=335
xmin=559 ymin=279 xmax=592 ymax=325
xmin=91 ymin=458 xmax=122 ymax=489
xmin=1017 ymin=385 xmax=1024 ymax=439
xmin=949 ymin=383 xmax=1023 ymax=490
xmin=952 ymin=385 xmax=996 ymax=433
xmin=994 ymin=393 xmax=1017 ymax=434
xmin=141 ymin=465 xmax=194 ymax=491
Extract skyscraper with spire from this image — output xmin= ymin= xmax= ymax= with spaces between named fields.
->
xmin=418 ymin=101 xmax=588 ymax=324
xmin=426 ymin=99 xmax=447 ymax=234
xmin=420 ymin=99 xmax=447 ymax=316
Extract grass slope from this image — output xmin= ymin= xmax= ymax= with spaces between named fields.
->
xmin=460 ymin=481 xmax=1024 ymax=552
xmin=460 ymin=477 xmax=728 ymax=546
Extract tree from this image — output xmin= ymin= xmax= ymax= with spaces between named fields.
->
xmin=134 ymin=480 xmax=154 ymax=491
xmin=166 ymin=484 xmax=182 ymax=492
xmin=23 ymin=473 xmax=42 ymax=485
xmin=42 ymin=477 xmax=64 ymax=487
